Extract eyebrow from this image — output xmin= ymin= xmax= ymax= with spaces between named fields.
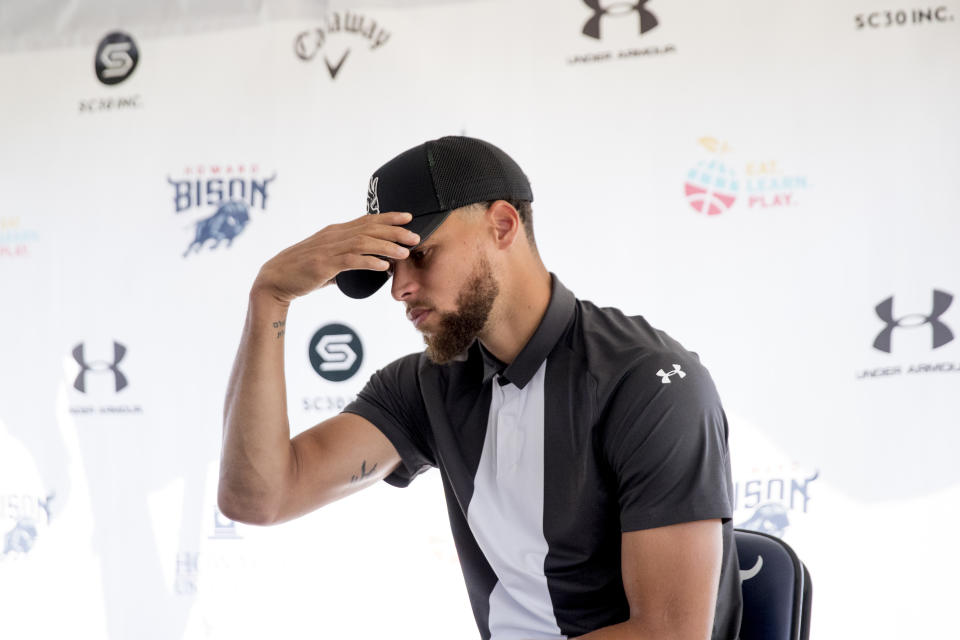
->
xmin=412 ymin=237 xmax=436 ymax=252
xmin=385 ymin=238 xmax=434 ymax=266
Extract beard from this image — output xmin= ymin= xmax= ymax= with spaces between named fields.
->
xmin=422 ymin=254 xmax=499 ymax=365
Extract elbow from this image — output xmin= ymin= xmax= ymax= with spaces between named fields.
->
xmin=217 ymin=482 xmax=280 ymax=526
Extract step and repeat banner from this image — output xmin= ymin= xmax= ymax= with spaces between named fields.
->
xmin=1 ymin=0 xmax=958 ymax=638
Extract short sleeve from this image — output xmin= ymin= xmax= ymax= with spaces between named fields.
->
xmin=602 ymin=352 xmax=734 ymax=532
xmin=342 ymin=352 xmax=435 ymax=487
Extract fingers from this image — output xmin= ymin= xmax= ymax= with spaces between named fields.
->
xmin=275 ymin=213 xmax=420 ymax=292
xmin=336 ymin=212 xmax=420 ymax=246
xmin=346 ymin=211 xmax=412 ymax=226
xmin=258 ymin=211 xmax=415 ymax=301
xmin=370 ymin=223 xmax=420 ymax=247
xmin=334 ymin=235 xmax=409 ymax=261
xmin=341 ymin=253 xmax=391 ymax=272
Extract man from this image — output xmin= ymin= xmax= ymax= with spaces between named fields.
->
xmin=219 ymin=136 xmax=742 ymax=639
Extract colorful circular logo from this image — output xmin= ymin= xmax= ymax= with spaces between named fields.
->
xmin=684 ymin=160 xmax=738 ymax=215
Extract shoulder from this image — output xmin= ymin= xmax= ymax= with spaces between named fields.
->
xmin=569 ymin=298 xmax=711 ymax=399
xmin=360 ymin=350 xmax=429 ymax=399
xmin=573 ymin=302 xmax=727 ymax=464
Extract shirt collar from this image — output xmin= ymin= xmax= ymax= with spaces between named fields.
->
xmin=475 ymin=273 xmax=576 ymax=389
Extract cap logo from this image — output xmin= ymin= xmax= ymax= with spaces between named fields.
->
xmin=366 ymin=176 xmax=380 ymax=214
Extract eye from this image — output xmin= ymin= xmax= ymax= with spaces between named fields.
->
xmin=411 ymin=248 xmax=428 ymax=263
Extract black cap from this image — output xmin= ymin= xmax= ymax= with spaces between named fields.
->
xmin=336 ymin=136 xmax=534 ymax=299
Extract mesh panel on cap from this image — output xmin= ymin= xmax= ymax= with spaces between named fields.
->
xmin=427 ymin=137 xmax=533 ymax=210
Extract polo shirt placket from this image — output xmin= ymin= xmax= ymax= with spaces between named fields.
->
xmin=468 ymin=363 xmax=561 ymax=639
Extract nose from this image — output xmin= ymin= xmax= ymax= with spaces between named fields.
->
xmin=390 ymin=258 xmax=420 ymax=301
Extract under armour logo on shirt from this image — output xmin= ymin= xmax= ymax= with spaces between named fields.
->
xmin=656 ymin=364 xmax=685 ymax=384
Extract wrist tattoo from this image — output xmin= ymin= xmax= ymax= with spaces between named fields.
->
xmin=272 ymin=320 xmax=285 ymax=339
xmin=350 ymin=460 xmax=378 ymax=483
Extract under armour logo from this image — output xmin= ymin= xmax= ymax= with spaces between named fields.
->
xmin=367 ymin=176 xmax=380 ymax=214
xmin=582 ymin=0 xmax=659 ymax=40
xmin=873 ymin=289 xmax=954 ymax=353
xmin=656 ymin=364 xmax=686 ymax=384
xmin=72 ymin=342 xmax=128 ymax=393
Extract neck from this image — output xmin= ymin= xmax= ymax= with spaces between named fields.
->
xmin=479 ymin=263 xmax=552 ymax=364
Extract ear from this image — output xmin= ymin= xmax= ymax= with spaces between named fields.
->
xmin=485 ymin=200 xmax=521 ymax=249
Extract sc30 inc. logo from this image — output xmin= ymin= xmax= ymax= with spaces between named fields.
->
xmin=95 ymin=32 xmax=139 ymax=85
xmin=309 ymin=323 xmax=363 ymax=382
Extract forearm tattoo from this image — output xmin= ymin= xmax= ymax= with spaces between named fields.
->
xmin=272 ymin=320 xmax=285 ymax=339
xmin=350 ymin=460 xmax=378 ymax=483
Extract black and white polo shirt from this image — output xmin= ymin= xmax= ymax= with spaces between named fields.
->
xmin=343 ymin=274 xmax=742 ymax=640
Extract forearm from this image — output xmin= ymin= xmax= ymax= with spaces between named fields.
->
xmin=572 ymin=620 xmax=648 ymax=640
xmin=573 ymin=619 xmax=705 ymax=640
xmin=218 ymin=287 xmax=294 ymax=524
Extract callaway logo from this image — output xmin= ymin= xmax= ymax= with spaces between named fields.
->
xmin=293 ymin=13 xmax=391 ymax=81
xmin=873 ymin=289 xmax=954 ymax=353
xmin=656 ymin=364 xmax=685 ymax=384
xmin=582 ymin=0 xmax=659 ymax=40
xmin=367 ymin=176 xmax=380 ymax=214
xmin=324 ymin=50 xmax=350 ymax=79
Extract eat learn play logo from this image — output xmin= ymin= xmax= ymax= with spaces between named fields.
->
xmin=683 ymin=137 xmax=809 ymax=216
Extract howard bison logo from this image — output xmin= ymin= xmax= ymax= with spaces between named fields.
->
xmin=183 ymin=201 xmax=250 ymax=257
xmin=4 ymin=519 xmax=39 ymax=555
xmin=2 ymin=493 xmax=54 ymax=558
xmin=167 ymin=166 xmax=276 ymax=257
xmin=737 ymin=502 xmax=790 ymax=538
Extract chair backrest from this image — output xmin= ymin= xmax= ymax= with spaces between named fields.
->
xmin=735 ymin=528 xmax=812 ymax=640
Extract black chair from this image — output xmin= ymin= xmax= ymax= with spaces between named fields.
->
xmin=735 ymin=528 xmax=812 ymax=640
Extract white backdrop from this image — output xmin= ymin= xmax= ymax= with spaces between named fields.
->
xmin=2 ymin=1 xmax=959 ymax=638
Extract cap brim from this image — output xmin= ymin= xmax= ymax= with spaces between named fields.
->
xmin=335 ymin=209 xmax=453 ymax=299
xmin=400 ymin=209 xmax=452 ymax=249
